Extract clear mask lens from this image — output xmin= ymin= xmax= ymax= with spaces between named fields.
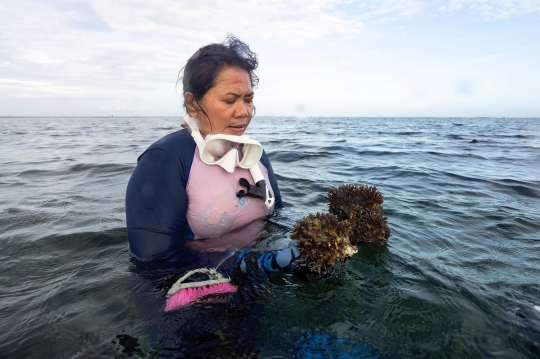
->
xmin=184 ymin=114 xmax=261 ymax=171
xmin=205 ymin=140 xmax=244 ymax=162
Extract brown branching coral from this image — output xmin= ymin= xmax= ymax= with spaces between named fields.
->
xmin=325 ymin=184 xmax=383 ymax=220
xmin=325 ymin=184 xmax=390 ymax=246
xmin=290 ymin=213 xmax=357 ymax=273
xmin=290 ymin=184 xmax=391 ymax=273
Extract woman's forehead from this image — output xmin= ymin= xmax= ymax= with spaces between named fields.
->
xmin=214 ymin=67 xmax=252 ymax=90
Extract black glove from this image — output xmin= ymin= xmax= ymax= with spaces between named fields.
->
xmin=237 ymin=248 xmax=335 ymax=282
xmin=289 ymin=261 xmax=335 ymax=282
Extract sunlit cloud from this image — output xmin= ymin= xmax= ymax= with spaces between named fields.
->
xmin=92 ymin=0 xmax=363 ymax=44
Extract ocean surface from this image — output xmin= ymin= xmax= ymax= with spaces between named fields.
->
xmin=0 ymin=117 xmax=539 ymax=358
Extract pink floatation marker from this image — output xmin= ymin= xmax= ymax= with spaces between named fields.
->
xmin=164 ymin=268 xmax=237 ymax=311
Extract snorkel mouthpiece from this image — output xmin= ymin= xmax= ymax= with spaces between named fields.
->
xmin=237 ymin=165 xmax=275 ymax=208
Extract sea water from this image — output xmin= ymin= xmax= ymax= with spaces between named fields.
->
xmin=0 ymin=117 xmax=539 ymax=358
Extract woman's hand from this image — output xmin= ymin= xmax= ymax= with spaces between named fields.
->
xmin=237 ymin=245 xmax=335 ymax=282
xmin=290 ymin=262 xmax=335 ymax=282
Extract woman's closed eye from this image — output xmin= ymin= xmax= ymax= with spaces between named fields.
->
xmin=223 ymin=96 xmax=253 ymax=105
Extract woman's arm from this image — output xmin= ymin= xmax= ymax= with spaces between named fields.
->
xmin=125 ymin=130 xmax=196 ymax=261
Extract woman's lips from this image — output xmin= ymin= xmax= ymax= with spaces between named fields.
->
xmin=228 ymin=125 xmax=246 ymax=134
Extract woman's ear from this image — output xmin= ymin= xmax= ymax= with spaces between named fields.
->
xmin=184 ymin=92 xmax=199 ymax=117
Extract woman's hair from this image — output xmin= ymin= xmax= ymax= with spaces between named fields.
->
xmin=179 ymin=34 xmax=259 ymax=112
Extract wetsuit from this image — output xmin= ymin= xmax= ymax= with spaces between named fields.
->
xmin=126 ymin=128 xmax=283 ymax=261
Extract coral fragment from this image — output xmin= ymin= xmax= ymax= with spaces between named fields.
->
xmin=291 ymin=213 xmax=357 ymax=273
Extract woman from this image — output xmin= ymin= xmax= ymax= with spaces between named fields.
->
xmin=126 ymin=36 xmax=282 ymax=261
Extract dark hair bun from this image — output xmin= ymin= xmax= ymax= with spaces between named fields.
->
xmin=180 ymin=34 xmax=259 ymax=107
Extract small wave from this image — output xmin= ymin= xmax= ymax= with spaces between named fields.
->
xmin=396 ymin=131 xmax=423 ymax=136
xmin=353 ymin=149 xmax=407 ymax=157
xmin=439 ymin=171 xmax=490 ymax=184
xmin=89 ymin=144 xmax=119 ymax=150
xmin=424 ymin=151 xmax=488 ymax=160
xmin=497 ymin=179 xmax=540 ymax=198
xmin=513 ymin=135 xmax=536 ymax=139
xmin=319 ymin=145 xmax=346 ymax=152
xmin=445 ymin=134 xmax=465 ymax=140
xmin=68 ymin=163 xmax=134 ymax=174
xmin=438 ymin=174 xmax=540 ymax=198
xmin=17 ymin=169 xmax=59 ymax=178
xmin=269 ymin=151 xmax=326 ymax=163
xmin=505 ymin=185 xmax=539 ymax=198
xmin=274 ymin=173 xmax=318 ymax=186
xmin=492 ymin=134 xmax=537 ymax=140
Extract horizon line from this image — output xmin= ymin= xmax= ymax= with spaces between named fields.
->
xmin=1 ymin=116 xmax=540 ymax=119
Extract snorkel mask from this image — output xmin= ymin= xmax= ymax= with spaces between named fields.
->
xmin=184 ymin=114 xmax=262 ymax=173
xmin=184 ymin=114 xmax=274 ymax=209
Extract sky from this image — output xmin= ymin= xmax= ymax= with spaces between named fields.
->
xmin=0 ymin=0 xmax=539 ymax=117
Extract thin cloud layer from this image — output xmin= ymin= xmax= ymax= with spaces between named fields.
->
xmin=0 ymin=0 xmax=363 ymax=103
xmin=439 ymin=0 xmax=540 ymax=19
xmin=0 ymin=0 xmax=539 ymax=116
xmin=357 ymin=0 xmax=425 ymax=20
xmin=92 ymin=0 xmax=364 ymax=43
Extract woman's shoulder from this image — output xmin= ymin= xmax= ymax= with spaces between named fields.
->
xmin=147 ymin=127 xmax=193 ymax=150
xmin=139 ymin=128 xmax=195 ymax=160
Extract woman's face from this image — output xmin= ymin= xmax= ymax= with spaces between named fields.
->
xmin=186 ymin=67 xmax=254 ymax=137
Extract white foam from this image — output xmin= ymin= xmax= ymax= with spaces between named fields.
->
xmin=534 ymin=305 xmax=540 ymax=313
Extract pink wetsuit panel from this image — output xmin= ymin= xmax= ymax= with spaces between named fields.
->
xmin=186 ymin=147 xmax=275 ymax=239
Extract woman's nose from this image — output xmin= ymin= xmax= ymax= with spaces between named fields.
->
xmin=234 ymin=100 xmax=249 ymax=118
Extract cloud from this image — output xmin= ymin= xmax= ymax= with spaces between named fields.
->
xmin=0 ymin=0 xmax=365 ymax=101
xmin=438 ymin=0 xmax=540 ymax=20
xmin=357 ymin=0 xmax=425 ymax=20
xmin=358 ymin=0 xmax=540 ymax=22
xmin=1 ymin=0 xmax=539 ymax=116
xmin=474 ymin=53 xmax=504 ymax=62
xmin=46 ymin=0 xmax=111 ymax=32
xmin=91 ymin=0 xmax=363 ymax=44
xmin=0 ymin=78 xmax=93 ymax=98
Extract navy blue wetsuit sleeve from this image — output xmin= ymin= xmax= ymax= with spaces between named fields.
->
xmin=125 ymin=129 xmax=196 ymax=261
xmin=260 ymin=150 xmax=283 ymax=209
